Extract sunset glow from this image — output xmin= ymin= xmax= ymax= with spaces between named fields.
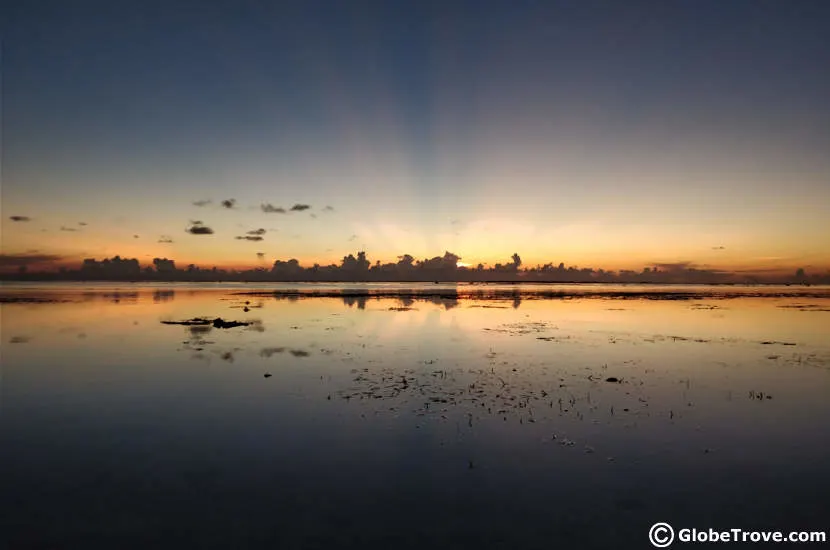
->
xmin=2 ymin=2 xmax=829 ymax=280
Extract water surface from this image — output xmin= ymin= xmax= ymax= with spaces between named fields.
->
xmin=2 ymin=284 xmax=829 ymax=548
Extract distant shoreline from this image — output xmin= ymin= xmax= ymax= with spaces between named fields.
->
xmin=1 ymin=278 xmax=827 ymax=286
xmin=2 ymin=281 xmax=829 ymax=304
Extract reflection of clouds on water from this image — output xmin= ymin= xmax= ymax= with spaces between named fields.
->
xmin=2 ymin=284 xmax=830 ymax=549
xmin=260 ymin=347 xmax=286 ymax=357
xmin=153 ymin=290 xmax=175 ymax=303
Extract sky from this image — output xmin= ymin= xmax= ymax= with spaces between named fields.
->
xmin=3 ymin=0 xmax=830 ymax=274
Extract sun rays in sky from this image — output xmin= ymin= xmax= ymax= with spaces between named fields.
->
xmin=2 ymin=1 xmax=829 ymax=275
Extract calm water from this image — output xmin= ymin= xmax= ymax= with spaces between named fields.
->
xmin=2 ymin=284 xmax=829 ymax=548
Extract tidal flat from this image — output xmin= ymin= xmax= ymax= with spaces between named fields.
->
xmin=2 ymin=283 xmax=829 ymax=548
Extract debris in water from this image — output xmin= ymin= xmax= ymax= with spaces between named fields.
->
xmin=161 ymin=317 xmax=251 ymax=329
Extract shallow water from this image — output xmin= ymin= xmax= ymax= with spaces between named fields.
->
xmin=2 ymin=284 xmax=829 ymax=548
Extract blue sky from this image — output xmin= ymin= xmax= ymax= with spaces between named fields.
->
xmin=3 ymin=0 xmax=829 ymax=272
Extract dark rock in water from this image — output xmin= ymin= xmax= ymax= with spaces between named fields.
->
xmin=212 ymin=318 xmax=251 ymax=329
xmin=161 ymin=318 xmax=212 ymax=326
xmin=605 ymin=377 xmax=620 ymax=383
xmin=161 ymin=317 xmax=250 ymax=329
xmin=264 ymin=373 xmax=272 ymax=378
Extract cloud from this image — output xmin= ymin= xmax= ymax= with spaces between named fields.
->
xmin=60 ymin=226 xmax=78 ymax=232
xmin=651 ymin=261 xmax=729 ymax=275
xmin=78 ymin=222 xmax=88 ymax=226
xmin=0 ymin=253 xmax=63 ymax=267
xmin=323 ymin=205 xmax=335 ymax=212
xmin=261 ymin=203 xmax=286 ymax=214
xmin=712 ymin=246 xmax=726 ymax=250
xmin=256 ymin=252 xmax=266 ymax=260
xmin=158 ymin=235 xmax=174 ymax=244
xmin=348 ymin=234 xmax=358 ymax=242
xmin=133 ymin=234 xmax=140 ymax=239
xmin=234 ymin=228 xmax=267 ymax=241
xmin=193 ymin=199 xmax=212 ymax=207
xmin=187 ymin=221 xmax=214 ymax=235
xmin=290 ymin=204 xmax=311 ymax=212
xmin=221 ymin=199 xmax=236 ymax=209
xmin=10 ymin=216 xmax=31 ymax=222
xmin=652 ymin=262 xmax=694 ymax=271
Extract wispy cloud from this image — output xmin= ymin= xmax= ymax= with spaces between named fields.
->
xmin=0 ymin=253 xmax=63 ymax=267
xmin=158 ymin=235 xmax=174 ymax=244
xmin=221 ymin=198 xmax=236 ymax=209
xmin=60 ymin=226 xmax=78 ymax=232
xmin=323 ymin=205 xmax=335 ymax=212
xmin=78 ymin=222 xmax=88 ymax=226
xmin=256 ymin=252 xmax=266 ymax=260
xmin=652 ymin=261 xmax=694 ymax=271
xmin=261 ymin=203 xmax=287 ymax=214
xmin=290 ymin=204 xmax=311 ymax=212
xmin=9 ymin=216 xmax=31 ymax=222
xmin=193 ymin=199 xmax=212 ymax=207
xmin=235 ymin=227 xmax=267 ymax=241
xmin=650 ymin=261 xmax=728 ymax=275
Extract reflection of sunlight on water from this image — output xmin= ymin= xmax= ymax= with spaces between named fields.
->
xmin=2 ymin=284 xmax=829 ymax=547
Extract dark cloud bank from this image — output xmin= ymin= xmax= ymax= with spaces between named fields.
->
xmin=2 ymin=250 xmax=828 ymax=285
